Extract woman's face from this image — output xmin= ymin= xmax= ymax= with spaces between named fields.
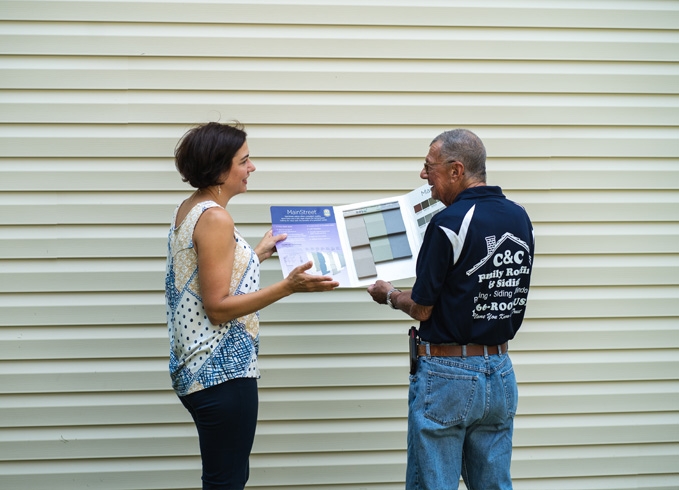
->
xmin=222 ymin=141 xmax=255 ymax=196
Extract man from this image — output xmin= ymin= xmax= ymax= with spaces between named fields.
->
xmin=368 ymin=129 xmax=534 ymax=490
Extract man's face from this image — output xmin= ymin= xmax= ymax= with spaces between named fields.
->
xmin=421 ymin=141 xmax=455 ymax=205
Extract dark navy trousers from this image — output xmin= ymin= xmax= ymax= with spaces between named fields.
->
xmin=180 ymin=377 xmax=259 ymax=490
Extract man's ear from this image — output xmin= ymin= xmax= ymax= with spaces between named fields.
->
xmin=450 ymin=161 xmax=465 ymax=181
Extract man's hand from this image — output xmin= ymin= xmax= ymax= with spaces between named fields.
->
xmin=367 ymin=280 xmax=393 ymax=305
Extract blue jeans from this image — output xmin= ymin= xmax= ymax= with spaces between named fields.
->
xmin=406 ymin=350 xmax=518 ymax=490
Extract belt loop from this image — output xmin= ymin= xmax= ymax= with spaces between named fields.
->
xmin=498 ymin=344 xmax=503 ymax=355
xmin=425 ymin=343 xmax=431 ymax=358
xmin=483 ymin=345 xmax=489 ymax=359
xmin=461 ymin=345 xmax=467 ymax=357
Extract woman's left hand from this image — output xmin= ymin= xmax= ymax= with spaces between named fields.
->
xmin=255 ymin=229 xmax=287 ymax=262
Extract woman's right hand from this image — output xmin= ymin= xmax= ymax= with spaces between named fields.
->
xmin=286 ymin=261 xmax=339 ymax=292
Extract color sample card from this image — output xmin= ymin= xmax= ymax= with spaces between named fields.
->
xmin=412 ymin=195 xmax=442 ymax=240
xmin=342 ymin=203 xmax=412 ymax=278
xmin=271 ymin=184 xmax=444 ymax=287
xmin=270 ymin=206 xmax=351 ymax=286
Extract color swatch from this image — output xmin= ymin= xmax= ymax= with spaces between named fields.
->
xmin=343 ymin=202 xmax=412 ymax=279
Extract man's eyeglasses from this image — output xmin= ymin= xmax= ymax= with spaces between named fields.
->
xmin=423 ymin=160 xmax=454 ymax=174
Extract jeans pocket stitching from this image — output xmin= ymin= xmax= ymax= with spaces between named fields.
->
xmin=423 ymin=371 xmax=478 ymax=426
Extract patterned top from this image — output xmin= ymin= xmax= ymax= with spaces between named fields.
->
xmin=165 ymin=200 xmax=261 ymax=396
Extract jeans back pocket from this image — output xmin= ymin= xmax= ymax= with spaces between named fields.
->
xmin=424 ymin=370 xmax=479 ymax=426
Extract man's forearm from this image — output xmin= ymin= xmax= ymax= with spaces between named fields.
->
xmin=391 ymin=289 xmax=433 ymax=322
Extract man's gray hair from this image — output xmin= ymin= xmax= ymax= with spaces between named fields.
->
xmin=431 ymin=129 xmax=487 ymax=182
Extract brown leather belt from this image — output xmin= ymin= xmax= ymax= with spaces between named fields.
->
xmin=417 ymin=342 xmax=508 ymax=357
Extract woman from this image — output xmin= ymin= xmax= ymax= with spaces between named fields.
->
xmin=165 ymin=122 xmax=339 ymax=489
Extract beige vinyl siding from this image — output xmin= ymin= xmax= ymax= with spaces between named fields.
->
xmin=1 ymin=1 xmax=678 ymax=489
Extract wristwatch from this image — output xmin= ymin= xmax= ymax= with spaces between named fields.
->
xmin=386 ymin=288 xmax=401 ymax=309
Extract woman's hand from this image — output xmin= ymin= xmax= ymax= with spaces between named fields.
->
xmin=285 ymin=261 xmax=340 ymax=292
xmin=255 ymin=229 xmax=287 ymax=262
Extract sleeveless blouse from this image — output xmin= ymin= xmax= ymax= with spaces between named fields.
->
xmin=165 ymin=201 xmax=261 ymax=396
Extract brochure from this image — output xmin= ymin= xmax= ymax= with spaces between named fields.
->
xmin=270 ymin=184 xmax=445 ymax=287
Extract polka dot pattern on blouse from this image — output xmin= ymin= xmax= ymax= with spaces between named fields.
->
xmin=165 ymin=201 xmax=261 ymax=397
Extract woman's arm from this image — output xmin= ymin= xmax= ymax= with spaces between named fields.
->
xmin=195 ymin=207 xmax=338 ymax=326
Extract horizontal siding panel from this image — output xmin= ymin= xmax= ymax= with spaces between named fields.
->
xmin=511 ymin=349 xmax=679 ymax=383
xmin=0 ymin=356 xmax=407 ymax=393
xmin=232 ymin=355 xmax=408 ymax=389
xmin=0 ymin=358 xmax=170 ymax=394
xmin=524 ymin=286 xmax=679 ymax=318
xmin=0 ymin=226 xmax=168 ymax=259
xmin=1 ymin=253 xmax=676 ymax=293
xmin=2 ymin=159 xmax=679 ymax=193
xmin=0 ymin=159 xmax=185 ymax=192
xmin=265 ymin=286 xmax=679 ymax=320
xmin=3 ymin=92 xmax=679 ymax=126
xmin=264 ymin=318 xmax=679 ymax=353
xmin=1 ymin=161 xmax=678 ymax=193
xmin=0 ymin=286 xmax=677 ymax=326
xmin=247 ymin=448 xmax=484 ymax=487
xmin=2 ymin=24 xmax=678 ymax=61
xmin=2 ymin=317 xmax=677 ymax=361
xmin=2 ymin=380 xmax=676 ymax=429
xmin=0 ymin=457 xmax=204 ymax=490
xmin=0 ymin=419 xmax=407 ymax=460
xmin=511 ymin=443 xmax=679 ymax=478
xmin=250 ymin=445 xmax=679 ymax=484
xmin=259 ymin=386 xmax=408 ymax=421
xmin=2 ymin=125 xmax=679 ymax=158
xmin=261 ymin=318 xmax=679 ymax=354
xmin=0 ymin=323 xmax=408 ymax=360
xmin=0 ymin=392 xmax=189 ymax=428
xmin=248 ymin=419 xmax=405 ymax=453
xmin=513 ymin=475 xmax=679 ymax=490
xmin=2 ymin=192 xmax=677 ymax=225
xmin=3 ymin=413 xmax=675 ymax=461
xmin=0 ymin=444 xmax=676 ymax=489
xmin=0 ymin=387 xmax=408 ymax=428
xmin=518 ymin=380 xmax=679 ymax=415
xmin=0 ymin=259 xmax=167 ymax=293
xmin=514 ymin=412 xmax=679 ymax=446
xmin=514 ymin=318 xmax=679 ymax=350
xmin=0 ymin=325 xmax=168 ymax=359
xmin=0 ymin=424 xmax=198 ymax=461
xmin=533 ymin=223 xmax=679 ymax=254
xmin=2 ymin=57 xmax=678 ymax=94
xmin=0 ymin=387 xmax=408 ymax=429
xmin=0 ymin=292 xmax=166 ymax=326
xmin=3 ymin=454 xmax=675 ymax=490
xmin=1 ymin=224 xmax=676 ymax=259
xmin=4 ymin=1 xmax=679 ymax=29
xmin=2 ymin=350 xmax=676 ymax=394
xmin=254 ymin=350 xmax=679 ymax=386
xmin=531 ymin=254 xmax=678 ymax=286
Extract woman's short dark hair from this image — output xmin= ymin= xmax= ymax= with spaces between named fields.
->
xmin=174 ymin=122 xmax=247 ymax=189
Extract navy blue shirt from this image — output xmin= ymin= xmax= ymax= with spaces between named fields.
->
xmin=411 ymin=186 xmax=534 ymax=345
